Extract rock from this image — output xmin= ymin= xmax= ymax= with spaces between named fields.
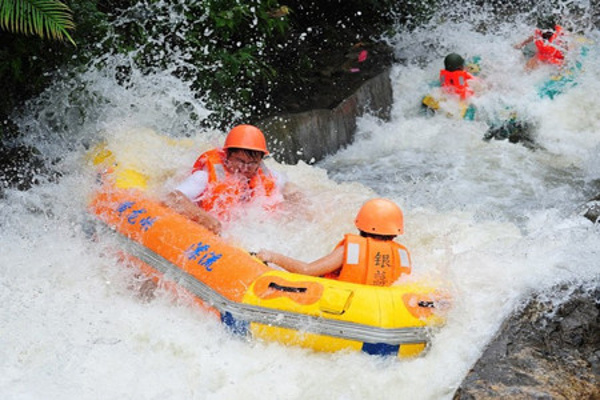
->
xmin=258 ymin=68 xmax=393 ymax=164
xmin=584 ymin=202 xmax=600 ymax=223
xmin=453 ymin=283 xmax=600 ymax=399
xmin=584 ymin=193 xmax=600 ymax=223
xmin=254 ymin=38 xmax=394 ymax=165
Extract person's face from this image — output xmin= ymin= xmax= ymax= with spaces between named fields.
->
xmin=541 ymin=30 xmax=554 ymax=40
xmin=225 ymin=150 xmax=262 ymax=179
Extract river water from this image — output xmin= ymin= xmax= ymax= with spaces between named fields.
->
xmin=1 ymin=4 xmax=600 ymax=400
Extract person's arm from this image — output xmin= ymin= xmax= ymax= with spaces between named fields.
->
xmin=514 ymin=35 xmax=534 ymax=49
xmin=165 ymin=190 xmax=222 ymax=235
xmin=256 ymin=246 xmax=344 ymax=276
xmin=468 ymin=75 xmax=486 ymax=93
xmin=281 ymin=181 xmax=305 ymax=204
xmin=269 ymin=169 xmax=314 ymax=218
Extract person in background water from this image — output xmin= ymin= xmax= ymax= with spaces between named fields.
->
xmin=439 ymin=52 xmax=475 ymax=100
xmin=514 ymin=16 xmax=567 ymax=69
xmin=166 ymin=124 xmax=302 ymax=235
xmin=257 ymin=198 xmax=412 ymax=287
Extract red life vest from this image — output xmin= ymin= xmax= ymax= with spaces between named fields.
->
xmin=439 ymin=70 xmax=474 ymax=100
xmin=191 ymin=148 xmax=281 ymax=220
xmin=534 ymin=25 xmax=565 ymax=65
xmin=324 ymin=234 xmax=412 ymax=286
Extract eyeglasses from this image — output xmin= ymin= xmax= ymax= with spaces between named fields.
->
xmin=227 ymin=155 xmax=261 ymax=168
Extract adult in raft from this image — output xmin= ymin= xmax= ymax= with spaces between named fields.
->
xmin=514 ymin=16 xmax=567 ymax=70
xmin=166 ymin=124 xmax=301 ymax=235
xmin=257 ymin=198 xmax=412 ymax=287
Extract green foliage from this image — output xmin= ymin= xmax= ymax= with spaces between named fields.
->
xmin=0 ymin=0 xmax=75 ymax=45
xmin=0 ymin=0 xmax=438 ymax=138
xmin=185 ymin=0 xmax=289 ymax=123
xmin=70 ymin=0 xmax=436 ymax=126
xmin=0 ymin=0 xmax=115 ymax=141
xmin=105 ymin=0 xmax=290 ymax=126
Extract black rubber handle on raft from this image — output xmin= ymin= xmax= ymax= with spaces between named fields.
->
xmin=418 ymin=301 xmax=435 ymax=308
xmin=268 ymin=282 xmax=308 ymax=293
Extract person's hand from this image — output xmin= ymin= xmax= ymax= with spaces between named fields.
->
xmin=283 ymin=182 xmax=307 ymax=202
xmin=192 ymin=211 xmax=222 ymax=235
xmin=165 ymin=191 xmax=222 ymax=235
xmin=256 ymin=249 xmax=275 ymax=264
xmin=284 ymin=188 xmax=304 ymax=204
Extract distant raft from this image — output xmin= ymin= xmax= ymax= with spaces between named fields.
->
xmin=537 ymin=35 xmax=592 ymax=99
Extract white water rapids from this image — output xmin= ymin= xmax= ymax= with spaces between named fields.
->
xmin=1 ymin=5 xmax=600 ymax=400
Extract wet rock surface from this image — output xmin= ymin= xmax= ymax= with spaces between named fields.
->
xmin=260 ymin=66 xmax=393 ymax=165
xmin=257 ymin=38 xmax=395 ymax=165
xmin=453 ymin=283 xmax=600 ymax=399
xmin=584 ymin=193 xmax=600 ymax=224
xmin=269 ymin=41 xmax=394 ymax=114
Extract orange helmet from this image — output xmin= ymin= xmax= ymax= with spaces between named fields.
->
xmin=224 ymin=124 xmax=269 ymax=155
xmin=355 ymin=198 xmax=404 ymax=235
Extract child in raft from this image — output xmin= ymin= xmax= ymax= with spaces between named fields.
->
xmin=257 ymin=198 xmax=412 ymax=287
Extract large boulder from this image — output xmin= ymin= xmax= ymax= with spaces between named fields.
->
xmin=453 ymin=283 xmax=600 ymax=399
xmin=259 ymin=68 xmax=392 ymax=164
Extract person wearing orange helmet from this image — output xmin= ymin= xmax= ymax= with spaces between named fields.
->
xmin=166 ymin=124 xmax=300 ymax=235
xmin=256 ymin=198 xmax=412 ymax=286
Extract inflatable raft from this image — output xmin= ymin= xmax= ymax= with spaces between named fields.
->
xmin=420 ymin=56 xmax=537 ymax=146
xmin=536 ymin=35 xmax=592 ymax=99
xmin=87 ymin=139 xmax=449 ymax=358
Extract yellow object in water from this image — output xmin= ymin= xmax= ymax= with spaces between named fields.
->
xmin=422 ymin=95 xmax=440 ymax=111
xmin=87 ymin=127 xmax=199 ymax=191
xmin=88 ymin=142 xmax=148 ymax=190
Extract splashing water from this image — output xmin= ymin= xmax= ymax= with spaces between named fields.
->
xmin=1 ymin=2 xmax=600 ymax=400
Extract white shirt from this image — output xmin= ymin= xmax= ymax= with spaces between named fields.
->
xmin=175 ymin=169 xmax=287 ymax=202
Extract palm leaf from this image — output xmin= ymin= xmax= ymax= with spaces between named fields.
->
xmin=0 ymin=0 xmax=75 ymax=45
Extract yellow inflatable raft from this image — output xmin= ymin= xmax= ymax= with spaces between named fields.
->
xmin=87 ymin=136 xmax=449 ymax=358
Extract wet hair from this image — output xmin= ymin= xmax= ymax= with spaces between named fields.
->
xmin=359 ymin=231 xmax=396 ymax=241
xmin=226 ymin=148 xmax=264 ymax=161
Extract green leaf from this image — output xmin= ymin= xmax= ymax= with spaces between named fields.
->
xmin=0 ymin=0 xmax=75 ymax=45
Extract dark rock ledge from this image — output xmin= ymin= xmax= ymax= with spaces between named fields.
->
xmin=453 ymin=283 xmax=600 ymax=399
xmin=259 ymin=68 xmax=392 ymax=165
xmin=584 ymin=194 xmax=600 ymax=224
xmin=258 ymin=41 xmax=394 ymax=165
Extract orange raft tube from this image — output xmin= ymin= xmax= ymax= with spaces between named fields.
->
xmin=89 ymin=185 xmax=449 ymax=358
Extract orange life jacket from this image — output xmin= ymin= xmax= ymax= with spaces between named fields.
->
xmin=534 ymin=25 xmax=565 ymax=65
xmin=191 ymin=148 xmax=280 ymax=220
xmin=324 ymin=234 xmax=412 ymax=286
xmin=439 ymin=69 xmax=474 ymax=100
